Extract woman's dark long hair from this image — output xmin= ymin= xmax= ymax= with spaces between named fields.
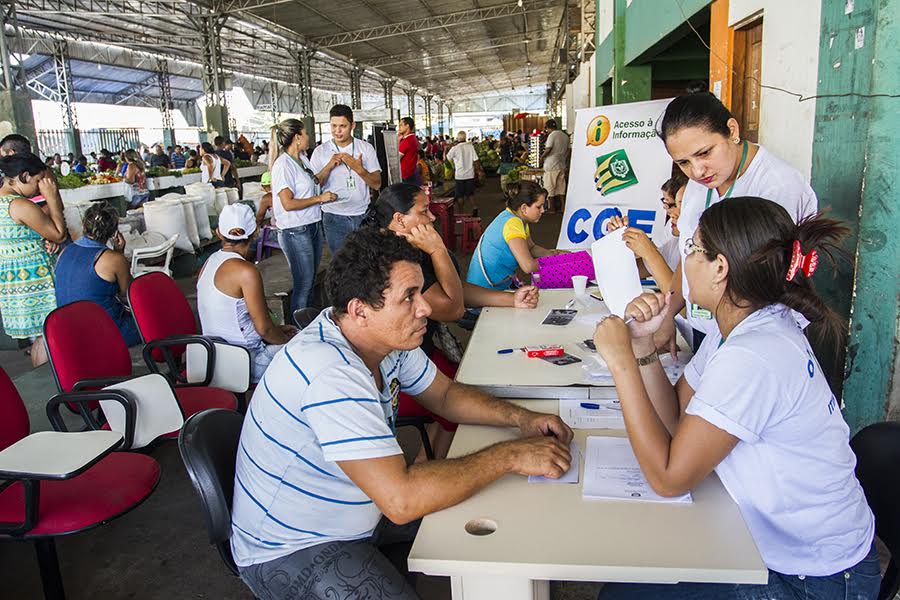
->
xmin=697 ymin=197 xmax=850 ymax=345
xmin=657 ymin=92 xmax=733 ymax=142
xmin=362 ymin=183 xmax=423 ymax=228
xmin=0 ymin=152 xmax=48 ymax=181
xmin=505 ymin=180 xmax=547 ymax=212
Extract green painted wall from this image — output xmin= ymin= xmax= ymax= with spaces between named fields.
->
xmin=810 ymin=0 xmax=900 ymax=432
xmin=623 ymin=0 xmax=711 ymax=65
xmin=613 ymin=0 xmax=652 ymax=104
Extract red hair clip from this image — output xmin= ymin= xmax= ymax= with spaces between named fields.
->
xmin=786 ymin=240 xmax=818 ymax=281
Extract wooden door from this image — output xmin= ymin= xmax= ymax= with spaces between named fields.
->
xmin=731 ymin=19 xmax=763 ymax=143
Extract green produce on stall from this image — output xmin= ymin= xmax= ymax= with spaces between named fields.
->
xmin=56 ymin=173 xmax=88 ymax=189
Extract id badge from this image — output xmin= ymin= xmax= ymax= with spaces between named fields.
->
xmin=346 ymin=176 xmax=357 ymax=190
xmin=690 ymin=303 xmax=713 ymax=320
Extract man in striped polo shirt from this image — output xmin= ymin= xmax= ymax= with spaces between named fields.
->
xmin=232 ymin=227 xmax=573 ymax=600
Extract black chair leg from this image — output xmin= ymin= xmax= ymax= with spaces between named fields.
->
xmin=34 ymin=538 xmax=65 ymax=600
xmin=415 ymin=424 xmax=435 ymax=461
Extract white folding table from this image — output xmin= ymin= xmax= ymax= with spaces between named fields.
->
xmin=456 ymin=288 xmax=684 ymax=399
xmin=408 ymin=400 xmax=767 ymax=600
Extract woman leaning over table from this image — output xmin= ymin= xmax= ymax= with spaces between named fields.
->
xmin=364 ymin=182 xmax=539 ymax=459
xmin=653 ymin=92 xmax=818 ymax=356
xmin=466 ymin=180 xmax=560 ymax=290
xmin=0 ymin=153 xmax=68 ymax=367
xmin=594 ymin=197 xmax=878 ymax=600
xmin=270 ymin=119 xmax=336 ymax=313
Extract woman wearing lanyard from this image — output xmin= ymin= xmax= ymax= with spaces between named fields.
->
xmin=594 ymin=198 xmax=879 ymax=600
xmin=270 ymin=119 xmax=337 ymax=313
xmin=654 ymin=92 xmax=818 ymax=353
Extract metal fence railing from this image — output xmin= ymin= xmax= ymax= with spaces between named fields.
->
xmin=37 ymin=128 xmax=142 ymax=158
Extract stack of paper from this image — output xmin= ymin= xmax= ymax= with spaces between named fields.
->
xmin=559 ymin=399 xmax=624 ymax=430
xmin=582 ymin=352 xmax=690 ymax=386
xmin=582 ymin=436 xmax=692 ymax=503
xmin=528 ymin=441 xmax=581 ymax=484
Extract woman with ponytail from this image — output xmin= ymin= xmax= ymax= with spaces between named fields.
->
xmin=363 ymin=183 xmax=539 ymax=459
xmin=654 ymin=91 xmax=819 ymax=354
xmin=269 ymin=119 xmax=336 ymax=312
xmin=593 ymin=197 xmax=878 ymax=600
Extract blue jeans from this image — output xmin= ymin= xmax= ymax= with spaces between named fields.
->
xmin=278 ymin=222 xmax=323 ymax=313
xmin=322 ymin=212 xmax=366 ymax=255
xmin=599 ymin=542 xmax=881 ymax=600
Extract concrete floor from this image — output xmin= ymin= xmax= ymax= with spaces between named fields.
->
xmin=0 ymin=177 xmax=605 ymax=600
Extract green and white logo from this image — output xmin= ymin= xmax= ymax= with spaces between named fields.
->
xmin=594 ymin=149 xmax=638 ymax=196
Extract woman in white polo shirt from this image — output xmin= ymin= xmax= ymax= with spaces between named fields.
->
xmin=270 ymin=119 xmax=337 ymax=312
xmin=654 ymin=92 xmax=818 ymax=353
xmin=593 ymin=197 xmax=879 ymax=600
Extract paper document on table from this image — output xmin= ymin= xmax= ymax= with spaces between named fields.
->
xmin=559 ymin=399 xmax=624 ymax=429
xmin=582 ymin=352 xmax=691 ymax=386
xmin=591 ymin=229 xmax=643 ymax=318
xmin=529 ymin=441 xmax=581 ymax=484
xmin=583 ymin=436 xmax=692 ymax=503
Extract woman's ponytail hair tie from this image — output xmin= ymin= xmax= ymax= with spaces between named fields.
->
xmin=786 ymin=239 xmax=818 ymax=281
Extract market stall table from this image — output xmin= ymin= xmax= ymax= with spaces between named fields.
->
xmin=408 ymin=400 xmax=767 ymax=600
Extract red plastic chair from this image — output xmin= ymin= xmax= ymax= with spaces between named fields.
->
xmin=128 ymin=272 xmax=248 ymax=410
xmin=0 ymin=366 xmax=160 ymax=600
xmin=455 ymin=215 xmax=482 ymax=255
xmin=44 ymin=301 xmax=237 ymax=438
xmin=429 ymin=198 xmax=456 ymax=251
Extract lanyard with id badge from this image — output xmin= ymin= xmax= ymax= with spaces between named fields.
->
xmin=333 ymin=138 xmax=357 ymax=199
xmin=690 ymin=140 xmax=749 ymax=321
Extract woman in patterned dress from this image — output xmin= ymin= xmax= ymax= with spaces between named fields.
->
xmin=0 ymin=153 xmax=68 ymax=367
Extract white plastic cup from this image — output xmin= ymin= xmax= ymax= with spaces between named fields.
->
xmin=572 ymin=275 xmax=588 ymax=297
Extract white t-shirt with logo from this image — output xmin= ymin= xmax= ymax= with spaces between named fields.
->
xmin=231 ymin=309 xmax=437 ymax=567
xmin=679 ymin=145 xmax=818 ymax=335
xmin=310 ymin=137 xmax=381 ymax=217
xmin=447 ymin=142 xmax=478 ymax=181
xmin=683 ymin=304 xmax=874 ymax=576
xmin=270 ymin=152 xmax=321 ymax=229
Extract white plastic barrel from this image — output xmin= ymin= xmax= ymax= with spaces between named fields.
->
xmin=225 ymin=188 xmax=239 ymax=204
xmin=185 ymin=195 xmax=212 ymax=240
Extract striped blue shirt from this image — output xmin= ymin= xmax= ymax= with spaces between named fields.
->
xmin=230 ymin=309 xmax=437 ymax=567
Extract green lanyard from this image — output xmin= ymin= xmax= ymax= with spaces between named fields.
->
xmin=705 ymin=140 xmax=749 ymax=209
xmin=333 ymin=138 xmax=355 ymax=176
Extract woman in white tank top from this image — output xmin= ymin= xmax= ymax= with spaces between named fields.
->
xmin=197 ymin=204 xmax=298 ymax=383
xmin=200 ymin=141 xmax=229 ymax=187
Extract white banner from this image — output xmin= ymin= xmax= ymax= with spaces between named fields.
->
xmin=557 ymin=99 xmax=674 ymax=250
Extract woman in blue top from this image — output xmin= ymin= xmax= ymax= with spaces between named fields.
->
xmin=55 ymin=203 xmax=140 ymax=346
xmin=467 ymin=181 xmax=558 ymax=290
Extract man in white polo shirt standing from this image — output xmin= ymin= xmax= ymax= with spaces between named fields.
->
xmin=232 ymin=227 xmax=573 ymax=600
xmin=311 ymin=104 xmax=382 ymax=254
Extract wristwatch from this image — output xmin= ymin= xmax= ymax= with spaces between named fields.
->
xmin=636 ymin=351 xmax=660 ymax=366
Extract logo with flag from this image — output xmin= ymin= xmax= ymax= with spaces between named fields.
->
xmin=594 ymin=149 xmax=638 ymax=196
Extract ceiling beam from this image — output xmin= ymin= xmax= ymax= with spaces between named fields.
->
xmin=312 ymin=0 xmax=557 ymax=49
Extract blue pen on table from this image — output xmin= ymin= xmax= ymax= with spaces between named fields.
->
xmin=580 ymin=402 xmax=622 ymax=411
xmin=497 ymin=348 xmax=518 ymax=354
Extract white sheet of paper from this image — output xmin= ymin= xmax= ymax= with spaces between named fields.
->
xmin=559 ymin=399 xmax=624 ymax=430
xmin=583 ymin=437 xmax=692 ymax=503
xmin=591 ymin=229 xmax=643 ymax=318
xmin=528 ymin=441 xmax=581 ymax=484
xmin=582 ymin=351 xmax=691 ymax=386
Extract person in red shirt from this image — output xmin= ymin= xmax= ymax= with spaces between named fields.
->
xmin=97 ymin=149 xmax=117 ymax=172
xmin=397 ymin=116 xmax=420 ymax=184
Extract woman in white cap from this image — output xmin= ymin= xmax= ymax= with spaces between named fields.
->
xmin=197 ymin=203 xmax=298 ymax=383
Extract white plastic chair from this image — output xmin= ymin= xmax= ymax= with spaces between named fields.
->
xmin=131 ymin=234 xmax=178 ymax=277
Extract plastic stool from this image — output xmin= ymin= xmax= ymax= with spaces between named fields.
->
xmin=429 ymin=200 xmax=456 ymax=252
xmin=255 ymin=225 xmax=281 ymax=262
xmin=455 ymin=215 xmax=482 ymax=255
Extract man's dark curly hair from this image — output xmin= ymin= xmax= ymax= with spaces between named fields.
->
xmin=326 ymin=227 xmax=423 ymax=317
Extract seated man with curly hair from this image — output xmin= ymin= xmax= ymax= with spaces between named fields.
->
xmin=231 ymin=227 xmax=574 ymax=600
